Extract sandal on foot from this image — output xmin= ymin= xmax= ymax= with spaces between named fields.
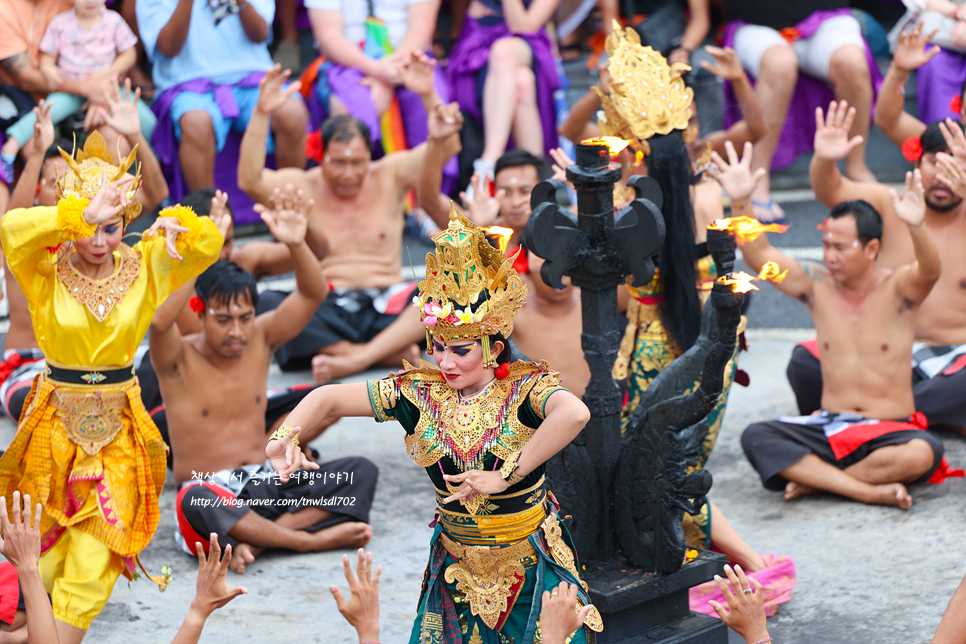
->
xmin=751 ymin=199 xmax=788 ymax=226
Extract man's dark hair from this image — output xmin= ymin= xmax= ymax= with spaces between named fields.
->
xmin=494 ymin=149 xmax=551 ymax=181
xmin=321 ymin=115 xmax=372 ymax=154
xmin=44 ymin=138 xmax=74 ymax=162
xmin=180 ymin=187 xmax=234 ymax=219
xmin=195 ymin=260 xmax=259 ymax=309
xmin=921 ymin=120 xmax=961 ymax=155
xmin=828 ymin=200 xmax=883 ymax=246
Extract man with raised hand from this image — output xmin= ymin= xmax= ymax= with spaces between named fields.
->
xmin=714 ymin=140 xmax=959 ymax=509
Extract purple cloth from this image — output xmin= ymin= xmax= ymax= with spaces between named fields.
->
xmin=150 ymin=72 xmax=270 ymax=224
xmin=446 ymin=17 xmax=560 ymax=157
xmin=916 ymin=47 xmax=966 ymax=126
xmin=723 ymin=9 xmax=883 ymax=171
xmin=0 ymin=132 xmax=10 ymax=189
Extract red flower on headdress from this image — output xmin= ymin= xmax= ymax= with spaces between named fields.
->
xmin=951 ymin=95 xmax=963 ymax=115
xmin=305 ymin=130 xmax=324 ymax=163
xmin=189 ymin=296 xmax=205 ymax=313
xmin=902 ymin=137 xmax=923 ymax=163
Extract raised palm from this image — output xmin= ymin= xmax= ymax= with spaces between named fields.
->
xmin=102 ymin=79 xmax=142 ymax=137
xmin=398 ymin=51 xmax=436 ymax=97
xmin=209 ymin=190 xmax=232 ymax=238
xmin=257 ymin=185 xmax=310 ymax=245
xmin=813 ymin=101 xmax=863 ymax=161
xmin=894 ymin=23 xmax=940 ymax=72
xmin=257 ymin=64 xmax=300 ymax=115
xmin=701 ymin=46 xmax=743 ymax=81
xmin=710 ymin=141 xmax=766 ymax=204
xmin=32 ymin=100 xmax=55 ymax=155
xmin=890 ymin=170 xmax=926 ymax=227
xmin=83 ymin=170 xmax=134 ymax=226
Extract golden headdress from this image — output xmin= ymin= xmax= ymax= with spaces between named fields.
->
xmin=414 ymin=204 xmax=527 ymax=367
xmin=57 ymin=131 xmax=143 ymax=223
xmin=595 ymin=22 xmax=694 ymax=155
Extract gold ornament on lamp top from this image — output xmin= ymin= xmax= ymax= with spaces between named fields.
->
xmin=57 ymin=131 xmax=143 ymax=224
xmin=413 ymin=204 xmax=527 ymax=353
xmin=595 ymin=22 xmax=694 ymax=154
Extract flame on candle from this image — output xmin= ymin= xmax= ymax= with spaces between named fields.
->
xmin=708 ymin=216 xmax=789 ymax=245
xmin=581 ymin=136 xmax=632 ymax=156
xmin=718 ymin=272 xmax=759 ymax=294
xmin=757 ymin=260 xmax=788 ymax=283
xmin=635 ymin=149 xmax=645 ymax=165
xmin=482 ymin=226 xmax=515 ymax=253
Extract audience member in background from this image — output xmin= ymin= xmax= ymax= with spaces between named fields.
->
xmin=1 ymin=84 xmax=169 ymax=422
xmin=307 ymin=0 xmax=441 ymax=152
xmin=721 ymin=0 xmax=879 ymax=223
xmin=802 ymin=102 xmax=966 ymax=435
xmin=239 ymin=61 xmax=445 ymax=377
xmin=151 ymin=191 xmax=375 ymax=573
xmin=1 ymin=0 xmax=155 ymax=165
xmin=0 ymin=491 xmax=248 ymax=644
xmin=728 ymin=135 xmax=957 ymax=508
xmin=137 ymin=0 xmax=308 ymax=194
xmin=448 ymin=0 xmax=561 ymax=179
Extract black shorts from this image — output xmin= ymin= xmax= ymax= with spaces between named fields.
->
xmin=741 ymin=419 xmax=945 ymax=491
xmin=256 ymin=284 xmax=419 ymax=372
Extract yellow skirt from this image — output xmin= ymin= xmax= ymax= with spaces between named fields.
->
xmin=0 ymin=373 xmax=167 ymax=575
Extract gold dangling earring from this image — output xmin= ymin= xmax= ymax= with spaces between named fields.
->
xmin=425 ymin=329 xmax=434 ymax=354
xmin=482 ymin=336 xmax=497 ymax=369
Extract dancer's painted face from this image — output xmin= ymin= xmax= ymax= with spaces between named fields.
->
xmin=432 ymin=338 xmax=504 ymax=392
xmin=74 ymin=217 xmax=124 ymax=266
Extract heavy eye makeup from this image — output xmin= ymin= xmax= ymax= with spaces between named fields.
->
xmin=433 ymin=341 xmax=474 ymax=357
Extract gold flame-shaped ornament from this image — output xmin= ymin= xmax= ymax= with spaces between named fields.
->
xmin=595 ymin=22 xmax=693 ymax=155
xmin=57 ymin=131 xmax=143 ymax=223
xmin=414 ymin=204 xmax=528 ymax=348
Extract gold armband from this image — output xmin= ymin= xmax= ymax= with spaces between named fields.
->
xmin=269 ymin=425 xmax=299 ymax=446
xmin=499 ymin=450 xmax=523 ymax=485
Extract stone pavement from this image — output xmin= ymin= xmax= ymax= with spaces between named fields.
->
xmin=0 ymin=329 xmax=962 ymax=644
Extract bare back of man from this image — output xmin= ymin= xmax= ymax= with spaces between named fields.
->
xmin=150 ymin=192 xmax=375 ymax=573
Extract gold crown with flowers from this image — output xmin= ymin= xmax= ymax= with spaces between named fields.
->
xmin=57 ymin=131 xmax=143 ymax=224
xmin=595 ymin=22 xmax=694 ymax=155
xmin=414 ymin=205 xmax=527 ymax=367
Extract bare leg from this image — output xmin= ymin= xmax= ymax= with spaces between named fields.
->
xmin=54 ymin=622 xmax=86 ymax=644
xmin=270 ymin=95 xmax=307 ymax=169
xmin=749 ymin=46 xmax=798 ymax=216
xmin=828 ymin=44 xmax=874 ymax=183
xmin=178 ymin=111 xmax=216 ymax=191
xmin=228 ymin=510 xmax=371 ymax=573
xmin=780 ymin=453 xmax=915 ymax=509
xmin=480 ymin=37 xmax=533 ymax=163
xmin=312 ymin=305 xmax=425 ymax=383
xmin=708 ymin=502 xmax=766 ymax=572
xmin=510 ymin=66 xmax=543 ymax=157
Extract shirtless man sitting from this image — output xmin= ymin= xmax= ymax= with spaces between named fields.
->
xmin=237 ymin=54 xmax=445 ymax=374
xmin=149 ymin=191 xmax=377 ymax=573
xmin=790 ymin=101 xmax=966 ymax=434
xmin=713 ymin=141 xmax=958 ymax=509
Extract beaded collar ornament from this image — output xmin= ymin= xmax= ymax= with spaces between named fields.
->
xmin=57 ymin=131 xmax=143 ymax=224
xmin=414 ymin=204 xmax=528 ymax=368
xmin=595 ymin=22 xmax=694 ymax=157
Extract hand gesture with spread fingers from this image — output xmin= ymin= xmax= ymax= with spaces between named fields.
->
xmin=706 ymin=564 xmax=769 ymax=644
xmin=939 ymin=118 xmax=966 ymax=164
xmin=893 ymin=21 xmax=940 ymax=72
xmin=442 ymin=469 xmax=509 ymax=503
xmin=711 ymin=140 xmax=767 ymax=205
xmin=0 ymin=492 xmax=42 ymax=571
xmin=255 ymin=184 xmax=312 ymax=247
xmin=889 ymin=169 xmax=927 ymax=228
xmin=460 ymin=173 xmax=503 ymax=227
xmin=813 ymin=101 xmax=864 ymax=162
xmin=266 ymin=425 xmax=319 ymax=482
xmin=83 ymin=169 xmax=134 ymax=226
xmin=936 ymin=153 xmax=966 ymax=199
xmin=208 ymin=190 xmax=232 ymax=239
xmin=191 ymin=533 xmax=248 ymax=617
xmin=256 ymin=64 xmax=301 ymax=116
xmin=31 ymin=100 xmax=55 ymax=157
xmin=93 ymin=78 xmax=143 ymax=138
xmin=539 ymin=582 xmax=594 ymax=644
xmin=147 ymin=215 xmax=191 ymax=260
xmin=700 ymin=46 xmax=745 ymax=82
xmin=330 ymin=549 xmax=382 ymax=644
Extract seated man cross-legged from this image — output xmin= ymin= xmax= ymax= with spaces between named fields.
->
xmin=712 ymin=141 xmax=963 ymax=509
xmin=149 ymin=190 xmax=377 ymax=573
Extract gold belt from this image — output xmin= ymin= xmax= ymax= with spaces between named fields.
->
xmin=438 ymin=501 xmax=548 ymax=546
xmin=47 ymin=373 xmax=133 ymax=456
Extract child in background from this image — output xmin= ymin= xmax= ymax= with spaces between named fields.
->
xmin=0 ymin=0 xmax=156 ymax=167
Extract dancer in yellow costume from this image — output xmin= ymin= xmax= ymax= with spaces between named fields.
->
xmin=265 ymin=206 xmax=602 ymax=644
xmin=0 ymin=132 xmax=223 ymax=641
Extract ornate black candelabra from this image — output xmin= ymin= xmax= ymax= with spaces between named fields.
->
xmin=525 ymin=141 xmax=743 ymax=643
